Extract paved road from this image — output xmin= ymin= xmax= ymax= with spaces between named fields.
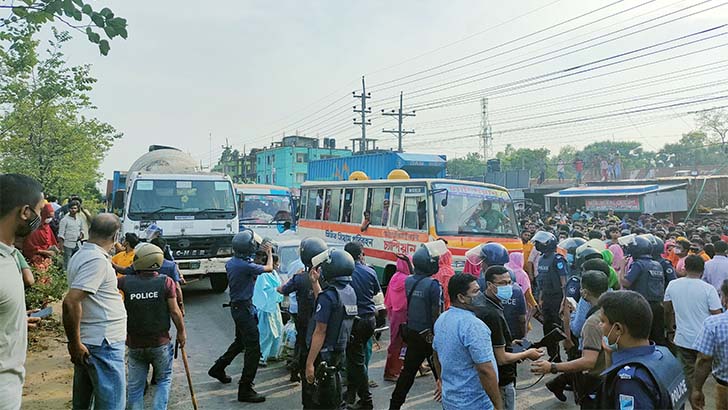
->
xmin=162 ymin=279 xmax=712 ymax=409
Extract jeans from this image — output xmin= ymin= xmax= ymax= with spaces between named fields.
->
xmin=500 ymin=382 xmax=516 ymax=410
xmin=215 ymin=301 xmax=260 ymax=386
xmin=63 ymin=245 xmax=78 ymax=271
xmin=346 ymin=315 xmax=375 ymax=404
xmin=128 ymin=343 xmax=174 ymax=410
xmin=649 ymin=302 xmax=667 ymax=346
xmin=676 ymin=346 xmax=698 ymax=395
xmin=72 ymin=339 xmax=126 ymax=410
xmin=389 ymin=332 xmax=433 ymax=410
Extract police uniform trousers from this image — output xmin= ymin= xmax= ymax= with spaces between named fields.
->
xmin=648 ymin=301 xmax=667 ymax=346
xmin=216 ymin=300 xmax=261 ymax=387
xmin=345 ymin=314 xmax=376 ymax=405
xmin=290 ymin=312 xmax=310 ymax=377
xmin=541 ymin=291 xmax=563 ymax=361
xmin=389 ymin=332 xmax=433 ymax=410
xmin=302 ymin=352 xmax=346 ymax=410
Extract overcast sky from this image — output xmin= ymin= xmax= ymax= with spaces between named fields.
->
xmin=58 ymin=0 xmax=728 ymax=183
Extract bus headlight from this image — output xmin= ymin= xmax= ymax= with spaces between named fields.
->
xmin=217 ymin=247 xmax=232 ymax=256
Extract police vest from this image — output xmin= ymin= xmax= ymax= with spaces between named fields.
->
xmin=565 ymin=275 xmax=581 ymax=302
xmin=123 ymin=275 xmax=170 ymax=339
xmin=630 ymin=258 xmax=665 ymax=302
xmin=601 ymin=346 xmax=687 ymax=410
xmin=658 ymin=258 xmax=676 ymax=287
xmin=307 ymin=283 xmax=357 ymax=354
xmin=406 ymin=276 xmax=439 ymax=332
xmin=537 ymin=253 xmax=563 ymax=294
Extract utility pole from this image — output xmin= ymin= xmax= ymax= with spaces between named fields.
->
xmin=353 ymin=76 xmax=371 ymax=153
xmin=382 ymin=91 xmax=415 ymax=153
xmin=208 ymin=132 xmax=212 ymax=170
xmin=479 ymin=98 xmax=493 ymax=163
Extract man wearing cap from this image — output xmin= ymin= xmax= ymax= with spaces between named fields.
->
xmin=118 ymin=243 xmax=186 ymax=409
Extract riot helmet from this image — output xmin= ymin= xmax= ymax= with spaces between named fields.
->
xmin=133 ymin=243 xmax=164 ymax=271
xmin=651 ymin=236 xmax=665 ymax=260
xmin=531 ymin=231 xmax=557 ymax=253
xmin=311 ymin=248 xmax=355 ymax=281
xmin=300 ymin=237 xmax=328 ymax=269
xmin=412 ymin=241 xmax=448 ymax=276
xmin=575 ymin=246 xmax=603 ymax=269
xmin=558 ymin=237 xmax=586 ymax=266
xmin=622 ymin=234 xmax=652 ymax=258
xmin=479 ymin=242 xmax=510 ymax=267
xmin=232 ymin=229 xmax=260 ymax=258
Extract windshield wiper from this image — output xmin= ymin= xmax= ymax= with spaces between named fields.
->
xmin=195 ymin=208 xmax=226 ymax=214
xmin=141 ymin=205 xmax=181 ymax=214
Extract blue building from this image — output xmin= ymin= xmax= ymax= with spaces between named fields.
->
xmin=255 ymin=136 xmax=352 ymax=189
xmin=307 ymin=151 xmax=447 ymax=181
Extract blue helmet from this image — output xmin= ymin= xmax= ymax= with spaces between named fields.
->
xmin=531 ymin=231 xmax=557 ymax=253
xmin=651 ymin=236 xmax=665 ymax=260
xmin=318 ymin=249 xmax=356 ymax=281
xmin=300 ymin=237 xmax=328 ymax=269
xmin=480 ymin=242 xmax=510 ymax=267
xmin=232 ymin=229 xmax=258 ymax=257
xmin=412 ymin=241 xmax=447 ymax=276
xmin=625 ymin=235 xmax=652 ymax=258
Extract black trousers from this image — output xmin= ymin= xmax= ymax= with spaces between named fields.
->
xmin=389 ymin=332 xmax=433 ymax=410
xmin=302 ymin=352 xmax=345 ymax=410
xmin=290 ymin=314 xmax=310 ymax=376
xmin=346 ymin=314 xmax=376 ymax=404
xmin=541 ymin=293 xmax=563 ymax=361
xmin=216 ymin=302 xmax=261 ymax=387
xmin=649 ymin=301 xmax=668 ymax=346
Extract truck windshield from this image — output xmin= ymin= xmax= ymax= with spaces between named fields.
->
xmin=432 ymin=182 xmax=518 ymax=236
xmin=239 ymin=194 xmax=292 ymax=224
xmin=128 ymin=179 xmax=236 ymax=219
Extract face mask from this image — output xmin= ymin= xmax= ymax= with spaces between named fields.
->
xmin=603 ymin=324 xmax=620 ymax=351
xmin=45 ymin=217 xmax=53 ymax=224
xmin=15 ymin=208 xmax=41 ymax=237
xmin=496 ymin=284 xmax=513 ymax=301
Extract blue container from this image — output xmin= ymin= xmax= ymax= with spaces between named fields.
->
xmin=307 ymin=152 xmax=446 ymax=181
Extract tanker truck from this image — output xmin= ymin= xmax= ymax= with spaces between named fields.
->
xmin=121 ymin=145 xmax=238 ymax=292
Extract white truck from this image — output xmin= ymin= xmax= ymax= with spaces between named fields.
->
xmin=121 ymin=145 xmax=238 ymax=292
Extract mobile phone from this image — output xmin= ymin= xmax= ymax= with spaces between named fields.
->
xmin=566 ymin=297 xmax=578 ymax=310
xmin=30 ymin=307 xmax=53 ymax=318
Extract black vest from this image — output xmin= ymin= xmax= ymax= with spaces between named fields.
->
xmin=631 ymin=257 xmax=665 ymax=302
xmin=307 ymin=283 xmax=357 ymax=354
xmin=123 ymin=274 xmax=170 ymax=340
xmin=537 ymin=253 xmax=563 ymax=294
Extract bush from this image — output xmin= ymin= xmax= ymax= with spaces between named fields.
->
xmin=25 ymin=255 xmax=67 ymax=310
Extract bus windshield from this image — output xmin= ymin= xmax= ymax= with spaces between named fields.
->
xmin=239 ymin=194 xmax=292 ymax=224
xmin=128 ymin=179 xmax=236 ymax=219
xmin=432 ymin=182 xmax=518 ymax=236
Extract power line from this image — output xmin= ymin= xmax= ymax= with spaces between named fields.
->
xmin=381 ymin=92 xmax=416 ymax=152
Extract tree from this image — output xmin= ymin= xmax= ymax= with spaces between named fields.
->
xmin=656 ymin=131 xmax=723 ymax=168
xmin=1 ymin=0 xmax=126 ymax=55
xmin=446 ymin=152 xmax=485 ymax=178
xmin=0 ymin=29 xmax=120 ymax=197
xmin=696 ymin=109 xmax=728 ymax=153
xmin=576 ymin=140 xmax=653 ymax=177
xmin=495 ymin=144 xmax=550 ymax=177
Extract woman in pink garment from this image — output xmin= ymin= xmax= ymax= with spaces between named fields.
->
xmin=432 ymin=250 xmax=455 ymax=311
xmin=383 ymin=254 xmax=412 ymax=382
xmin=505 ymin=252 xmax=538 ymax=326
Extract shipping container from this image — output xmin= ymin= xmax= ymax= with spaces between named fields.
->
xmin=307 ymin=152 xmax=446 ymax=181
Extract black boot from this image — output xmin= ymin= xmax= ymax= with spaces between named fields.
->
xmin=238 ymin=383 xmax=265 ymax=403
xmin=208 ymin=360 xmax=232 ymax=384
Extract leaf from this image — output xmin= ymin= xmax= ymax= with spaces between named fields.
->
xmin=86 ymin=28 xmax=100 ymax=44
xmin=99 ymin=7 xmax=113 ymax=19
xmin=103 ymin=26 xmax=115 ymax=39
xmin=12 ymin=7 xmax=29 ymax=18
xmin=71 ymin=0 xmax=83 ymax=5
xmin=81 ymin=4 xmax=92 ymax=15
xmin=90 ymin=12 xmax=104 ymax=27
xmin=117 ymin=26 xmax=128 ymax=39
xmin=98 ymin=39 xmax=109 ymax=56
xmin=61 ymin=0 xmax=75 ymax=17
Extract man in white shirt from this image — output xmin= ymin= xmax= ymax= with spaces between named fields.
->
xmin=664 ymin=255 xmax=722 ymax=398
xmin=58 ymin=200 xmax=85 ymax=270
xmin=703 ymin=241 xmax=728 ymax=295
xmin=0 ymin=173 xmax=45 ymax=410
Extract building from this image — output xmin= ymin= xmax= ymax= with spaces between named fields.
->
xmin=212 ymin=147 xmax=260 ymax=183
xmin=307 ymin=151 xmax=446 ymax=181
xmin=255 ymin=135 xmax=351 ymax=189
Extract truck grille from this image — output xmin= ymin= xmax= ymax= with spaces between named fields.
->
xmin=167 ymin=235 xmax=234 ymax=259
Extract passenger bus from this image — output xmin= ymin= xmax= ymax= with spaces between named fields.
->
xmin=297 ymin=173 xmax=522 ymax=277
xmin=234 ymin=184 xmax=295 ymax=237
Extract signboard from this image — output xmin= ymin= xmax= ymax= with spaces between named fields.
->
xmin=585 ymin=197 xmax=641 ymax=212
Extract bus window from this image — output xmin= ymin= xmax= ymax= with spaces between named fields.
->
xmin=305 ymin=190 xmax=321 ymax=220
xmin=403 ymin=195 xmax=427 ymax=231
xmin=350 ymin=188 xmax=365 ymax=224
xmin=327 ymin=188 xmax=342 ymax=222
xmin=368 ymin=188 xmax=389 ymax=226
xmin=323 ymin=189 xmax=331 ymax=220
xmin=388 ymin=187 xmax=402 ymax=228
xmin=299 ymin=189 xmax=308 ymax=220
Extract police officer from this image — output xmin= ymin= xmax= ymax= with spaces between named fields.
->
xmin=648 ymin=235 xmax=677 ymax=287
xmin=277 ymin=237 xmax=327 ymax=384
xmin=531 ymin=231 xmax=569 ymax=361
xmin=619 ymin=235 xmax=668 ymax=346
xmin=389 ymin=241 xmax=444 ymax=410
xmin=208 ymin=229 xmax=272 ymax=403
xmin=303 ymin=248 xmax=358 ymax=410
xmin=476 ymin=242 xmax=511 ymax=291
xmin=343 ymin=241 xmax=381 ymax=409
xmin=598 ymin=290 xmax=687 ymax=409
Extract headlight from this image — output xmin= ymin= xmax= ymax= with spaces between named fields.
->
xmin=217 ymin=247 xmax=233 ymax=256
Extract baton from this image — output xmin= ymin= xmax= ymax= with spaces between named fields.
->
xmin=176 ymin=341 xmax=199 ymax=410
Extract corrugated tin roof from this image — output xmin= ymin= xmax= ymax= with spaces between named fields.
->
xmin=395 ymin=153 xmax=446 ymax=164
xmin=546 ymin=183 xmax=687 ymax=198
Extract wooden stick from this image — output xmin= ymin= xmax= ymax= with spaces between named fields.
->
xmin=180 ymin=346 xmax=199 ymax=410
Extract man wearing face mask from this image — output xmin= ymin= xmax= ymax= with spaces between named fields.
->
xmin=597 ymin=290 xmax=687 ymax=410
xmin=473 ymin=265 xmax=543 ymax=410
xmin=0 ymin=173 xmax=45 ymax=410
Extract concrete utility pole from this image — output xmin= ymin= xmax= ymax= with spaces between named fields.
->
xmin=382 ymin=91 xmax=416 ymax=153
xmin=353 ymin=76 xmax=371 ymax=153
xmin=479 ymin=98 xmax=493 ymax=163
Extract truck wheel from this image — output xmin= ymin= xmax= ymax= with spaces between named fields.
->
xmin=209 ymin=273 xmax=228 ymax=293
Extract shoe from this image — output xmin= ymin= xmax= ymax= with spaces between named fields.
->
xmin=383 ymin=374 xmax=399 ymax=382
xmin=289 ymin=373 xmax=300 ymax=383
xmin=258 ymin=361 xmax=268 ymax=368
xmin=351 ymin=400 xmax=374 ymax=410
xmin=208 ymin=361 xmax=232 ymax=384
xmin=238 ymin=385 xmax=266 ymax=403
xmin=368 ymin=379 xmax=378 ymax=388
xmin=546 ymin=379 xmax=567 ymax=402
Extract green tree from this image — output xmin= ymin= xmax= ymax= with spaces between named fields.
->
xmin=446 ymin=152 xmax=486 ymax=178
xmin=0 ymin=29 xmax=120 ymax=197
xmin=696 ymin=109 xmax=728 ymax=153
xmin=496 ymin=144 xmax=550 ymax=177
xmin=1 ymin=0 xmax=126 ymax=55
xmin=576 ymin=140 xmax=653 ymax=177
xmin=656 ymin=131 xmax=723 ymax=168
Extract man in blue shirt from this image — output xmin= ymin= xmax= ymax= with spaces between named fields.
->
xmin=692 ymin=279 xmax=728 ymax=410
xmin=343 ymin=241 xmax=381 ymax=409
xmin=597 ymin=290 xmax=687 ymax=410
xmin=433 ymin=274 xmax=502 ymax=410
xmin=278 ymin=258 xmax=312 ymax=383
xmin=208 ymin=230 xmax=273 ymax=403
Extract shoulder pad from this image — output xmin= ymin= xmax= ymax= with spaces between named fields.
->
xmin=617 ymin=365 xmax=637 ymax=380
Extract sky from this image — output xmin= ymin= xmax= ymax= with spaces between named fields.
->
xmin=56 ymin=0 xmax=728 ymax=185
